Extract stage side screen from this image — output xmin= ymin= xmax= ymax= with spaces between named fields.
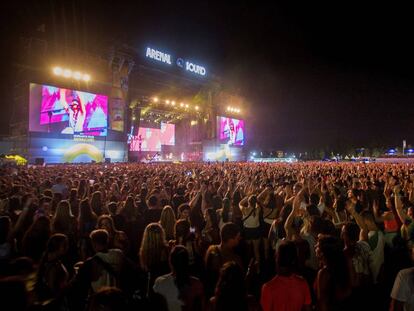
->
xmin=203 ymin=143 xmax=245 ymax=161
xmin=129 ymin=123 xmax=175 ymax=152
xmin=29 ymin=83 xmax=108 ymax=136
xmin=28 ymin=137 xmax=126 ymax=163
xmin=217 ymin=116 xmax=245 ymax=146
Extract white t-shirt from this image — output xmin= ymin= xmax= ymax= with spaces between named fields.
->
xmin=242 ymin=207 xmax=260 ymax=229
xmin=51 ymin=183 xmax=68 ymax=198
xmin=368 ymin=230 xmax=385 ymax=284
xmin=391 ymin=267 xmax=414 ymax=311
xmin=353 ymin=241 xmax=372 ymax=276
xmin=317 ymin=202 xmax=326 ymax=215
xmin=153 ymin=274 xmax=183 ymax=311
xmin=91 ymin=249 xmax=124 ymax=293
xmin=302 ymin=234 xmax=318 ymax=270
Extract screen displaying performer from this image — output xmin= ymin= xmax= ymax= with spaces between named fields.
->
xmin=29 ymin=83 xmax=108 ymax=136
xmin=129 ymin=123 xmax=175 ymax=152
xmin=218 ymin=116 xmax=245 ymax=146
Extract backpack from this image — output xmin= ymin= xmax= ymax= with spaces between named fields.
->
xmin=90 ymin=255 xmax=119 ymax=292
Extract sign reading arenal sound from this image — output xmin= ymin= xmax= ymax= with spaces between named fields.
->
xmin=145 ymin=47 xmax=206 ymax=77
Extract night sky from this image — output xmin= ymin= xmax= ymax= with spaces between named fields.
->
xmin=1 ymin=1 xmax=414 ymax=153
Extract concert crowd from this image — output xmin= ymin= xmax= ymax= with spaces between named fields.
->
xmin=0 ymin=162 xmax=414 ymax=311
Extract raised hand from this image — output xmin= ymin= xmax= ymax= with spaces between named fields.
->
xmin=393 ymin=185 xmax=401 ymax=196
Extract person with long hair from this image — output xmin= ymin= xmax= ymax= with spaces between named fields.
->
xmin=140 ymin=223 xmax=170 ymax=273
xmin=51 ymin=200 xmax=78 ymax=268
xmin=239 ymin=195 xmax=261 ymax=270
xmin=172 ymin=219 xmax=202 ymax=275
xmin=209 ymin=261 xmax=259 ymax=311
xmin=178 ymin=204 xmax=191 ymax=222
xmin=119 ymin=195 xmax=139 ymax=221
xmin=69 ymin=188 xmax=80 ymax=218
xmin=216 ymin=197 xmax=231 ymax=230
xmin=78 ymin=198 xmax=97 ymax=237
xmin=200 ymin=208 xmax=221 ymax=255
xmin=78 ymin=179 xmax=88 ymax=200
xmin=22 ymin=216 xmax=51 ymax=263
xmin=35 ymin=234 xmax=69 ymax=304
xmin=153 ymin=246 xmax=204 ymax=311
xmin=78 ymin=198 xmax=97 ymax=260
xmin=96 ymin=215 xmax=129 ymax=253
xmin=315 ymin=235 xmax=353 ymax=311
xmin=51 ymin=200 xmax=76 ymax=236
xmin=258 ymin=185 xmax=279 ymax=262
xmin=231 ymin=188 xmax=243 ymax=225
xmin=117 ymin=195 xmax=143 ymax=258
xmin=139 ymin=223 xmax=170 ymax=296
xmin=108 ymin=183 xmax=121 ymax=203
xmin=90 ymin=191 xmax=104 ymax=216
xmin=160 ymin=206 xmax=176 ymax=242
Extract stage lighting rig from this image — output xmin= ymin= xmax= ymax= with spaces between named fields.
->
xmin=52 ymin=66 xmax=91 ymax=82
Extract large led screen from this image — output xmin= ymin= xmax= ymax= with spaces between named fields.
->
xmin=29 ymin=83 xmax=108 ymax=136
xmin=218 ymin=116 xmax=245 ymax=146
xmin=28 ymin=137 xmax=126 ymax=163
xmin=129 ymin=123 xmax=175 ymax=152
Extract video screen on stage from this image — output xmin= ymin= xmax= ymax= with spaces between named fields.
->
xmin=29 ymin=83 xmax=108 ymax=136
xmin=129 ymin=123 xmax=175 ymax=152
xmin=218 ymin=116 xmax=245 ymax=146
xmin=29 ymin=137 xmax=126 ymax=163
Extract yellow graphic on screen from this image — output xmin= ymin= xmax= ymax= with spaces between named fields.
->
xmin=63 ymin=143 xmax=104 ymax=163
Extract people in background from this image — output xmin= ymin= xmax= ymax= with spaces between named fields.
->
xmin=0 ymin=162 xmax=414 ymax=311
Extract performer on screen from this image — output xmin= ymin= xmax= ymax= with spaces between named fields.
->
xmin=61 ymin=89 xmax=86 ymax=134
xmin=223 ymin=118 xmax=236 ymax=145
xmin=223 ymin=118 xmax=244 ymax=145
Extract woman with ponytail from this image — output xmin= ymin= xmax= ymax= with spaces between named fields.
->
xmin=153 ymin=245 xmax=204 ymax=311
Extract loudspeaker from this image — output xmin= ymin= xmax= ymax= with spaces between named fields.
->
xmin=105 ymin=158 xmax=111 ymax=163
xmin=35 ymin=158 xmax=44 ymax=165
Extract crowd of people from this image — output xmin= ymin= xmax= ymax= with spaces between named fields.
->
xmin=0 ymin=161 xmax=414 ymax=310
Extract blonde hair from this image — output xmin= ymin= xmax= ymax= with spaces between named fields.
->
xmin=139 ymin=223 xmax=168 ymax=272
xmin=52 ymin=200 xmax=74 ymax=233
xmin=160 ymin=206 xmax=176 ymax=241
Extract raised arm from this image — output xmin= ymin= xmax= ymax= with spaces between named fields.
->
xmin=189 ymin=191 xmax=202 ymax=209
xmin=284 ymin=189 xmax=302 ymax=240
xmin=345 ymin=196 xmax=368 ymax=242
xmin=239 ymin=195 xmax=249 ymax=214
xmin=257 ymin=186 xmax=271 ymax=206
xmin=393 ymin=186 xmax=409 ymax=239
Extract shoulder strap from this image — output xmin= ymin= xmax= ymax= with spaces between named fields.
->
xmin=242 ymin=207 xmax=255 ymax=223
xmin=93 ymin=255 xmax=118 ymax=277
xmin=263 ymin=208 xmax=274 ymax=219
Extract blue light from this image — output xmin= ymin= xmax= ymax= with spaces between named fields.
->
xmin=407 ymin=149 xmax=414 ymax=153
xmin=388 ymin=149 xmax=396 ymax=154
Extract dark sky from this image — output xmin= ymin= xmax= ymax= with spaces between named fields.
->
xmin=1 ymin=1 xmax=414 ymax=153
